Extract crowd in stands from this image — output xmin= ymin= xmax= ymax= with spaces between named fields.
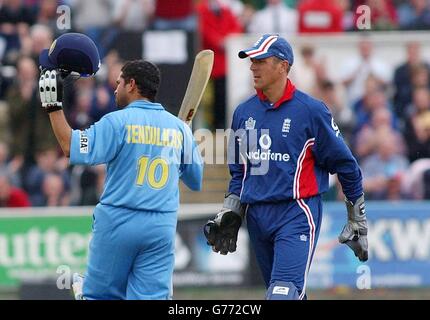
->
xmin=0 ymin=0 xmax=430 ymax=207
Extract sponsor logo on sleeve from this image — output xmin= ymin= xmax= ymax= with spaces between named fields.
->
xmin=79 ymin=131 xmax=88 ymax=154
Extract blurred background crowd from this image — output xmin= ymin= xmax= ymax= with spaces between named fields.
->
xmin=0 ymin=0 xmax=430 ymax=208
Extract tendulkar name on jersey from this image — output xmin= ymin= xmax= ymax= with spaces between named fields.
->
xmin=126 ymin=125 xmax=183 ymax=149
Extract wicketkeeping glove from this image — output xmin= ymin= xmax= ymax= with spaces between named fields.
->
xmin=338 ymin=193 xmax=368 ymax=262
xmin=204 ymin=193 xmax=245 ymax=255
xmin=39 ymin=69 xmax=63 ymax=113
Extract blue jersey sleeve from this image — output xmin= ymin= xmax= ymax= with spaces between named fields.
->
xmin=311 ymin=102 xmax=363 ymax=202
xmin=228 ymin=109 xmax=245 ymax=197
xmin=180 ymin=123 xmax=203 ymax=191
xmin=70 ymin=115 xmax=122 ymax=166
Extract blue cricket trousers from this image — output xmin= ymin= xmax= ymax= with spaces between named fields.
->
xmin=246 ymin=195 xmax=322 ymax=299
xmin=83 ymin=204 xmax=177 ymax=300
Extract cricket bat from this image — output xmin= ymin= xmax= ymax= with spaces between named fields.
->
xmin=177 ymin=49 xmax=214 ymax=126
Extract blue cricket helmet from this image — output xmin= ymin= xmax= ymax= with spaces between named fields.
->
xmin=39 ymin=33 xmax=101 ymax=77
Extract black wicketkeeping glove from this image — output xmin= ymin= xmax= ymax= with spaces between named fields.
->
xmin=204 ymin=193 xmax=245 ymax=255
xmin=338 ymin=193 xmax=368 ymax=262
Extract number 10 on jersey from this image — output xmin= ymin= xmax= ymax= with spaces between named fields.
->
xmin=136 ymin=156 xmax=169 ymax=189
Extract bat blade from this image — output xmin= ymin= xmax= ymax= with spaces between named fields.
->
xmin=177 ymin=49 xmax=214 ymax=126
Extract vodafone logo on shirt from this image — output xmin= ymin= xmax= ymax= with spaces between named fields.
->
xmin=246 ymin=134 xmax=290 ymax=162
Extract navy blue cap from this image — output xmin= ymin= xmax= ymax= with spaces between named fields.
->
xmin=238 ymin=34 xmax=294 ymax=65
xmin=39 ymin=33 xmax=100 ymax=76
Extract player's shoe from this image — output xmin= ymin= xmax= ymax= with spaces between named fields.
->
xmin=72 ymin=273 xmax=85 ymax=300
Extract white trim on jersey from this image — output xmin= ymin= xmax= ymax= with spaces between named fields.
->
xmin=296 ymin=198 xmax=316 ymax=300
xmin=293 ymin=138 xmax=316 ymax=199
xmin=239 ymin=153 xmax=248 ymax=199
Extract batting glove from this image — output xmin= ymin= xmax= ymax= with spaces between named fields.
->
xmin=338 ymin=193 xmax=368 ymax=262
xmin=204 ymin=193 xmax=245 ymax=255
xmin=39 ymin=69 xmax=63 ymax=113
xmin=72 ymin=273 xmax=85 ymax=300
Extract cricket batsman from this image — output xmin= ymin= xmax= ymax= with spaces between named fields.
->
xmin=38 ymin=33 xmax=203 ymax=299
xmin=204 ymin=34 xmax=368 ymax=300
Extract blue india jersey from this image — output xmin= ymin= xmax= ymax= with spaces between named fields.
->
xmin=69 ymin=100 xmax=203 ymax=212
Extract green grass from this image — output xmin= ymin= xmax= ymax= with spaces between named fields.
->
xmin=174 ymin=286 xmax=430 ymax=300
xmin=3 ymin=286 xmax=430 ymax=300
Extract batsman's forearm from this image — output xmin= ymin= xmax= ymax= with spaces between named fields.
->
xmin=48 ymin=110 xmax=72 ymax=157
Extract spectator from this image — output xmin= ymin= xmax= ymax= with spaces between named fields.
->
xmin=401 ymin=158 xmax=430 ymax=199
xmin=70 ymin=0 xmax=116 ymax=58
xmin=361 ymin=131 xmax=409 ymax=200
xmin=410 ymin=63 xmax=430 ymax=92
xmin=403 ymin=86 xmax=430 ymax=162
xmin=289 ymin=44 xmax=327 ymax=97
xmin=393 ymin=42 xmax=430 ymax=121
xmin=111 ymin=0 xmax=154 ymax=59
xmin=196 ymin=0 xmax=243 ymax=130
xmin=6 ymin=55 xmax=58 ymax=166
xmin=247 ymin=0 xmax=298 ymax=35
xmin=24 ymin=147 xmax=71 ymax=206
xmin=69 ymin=89 xmax=93 ymax=130
xmin=0 ymin=0 xmax=36 ymax=63
xmin=397 ymin=0 xmax=430 ymax=30
xmin=221 ymin=0 xmax=255 ymax=30
xmin=89 ymin=61 xmax=122 ymax=122
xmin=316 ymin=80 xmax=354 ymax=144
xmin=61 ymin=75 xmax=93 ymax=126
xmin=70 ymin=164 xmax=105 ymax=205
xmin=0 ymin=169 xmax=30 ymax=207
xmin=405 ymin=64 xmax=430 ymax=114
xmin=232 ymin=2 xmax=256 ymax=31
xmin=355 ymin=107 xmax=405 ymax=161
xmin=353 ymin=0 xmax=398 ymax=31
xmin=298 ymin=0 xmax=343 ymax=33
xmin=220 ymin=0 xmax=246 ymax=17
xmin=112 ymin=0 xmax=154 ymax=32
xmin=20 ymin=24 xmax=53 ymax=66
xmin=353 ymin=84 xmax=396 ymax=135
xmin=35 ymin=0 xmax=60 ymax=33
xmin=337 ymin=0 xmax=355 ymax=31
xmin=0 ymin=0 xmax=35 ymax=31
xmin=0 ymin=140 xmax=22 ymax=186
xmin=42 ymin=172 xmax=70 ymax=206
xmin=340 ymin=38 xmax=391 ymax=105
xmin=151 ymin=0 xmax=196 ymax=31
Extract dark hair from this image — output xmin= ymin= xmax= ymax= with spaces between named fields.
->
xmin=273 ymin=56 xmax=291 ymax=73
xmin=121 ymin=60 xmax=161 ymax=102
